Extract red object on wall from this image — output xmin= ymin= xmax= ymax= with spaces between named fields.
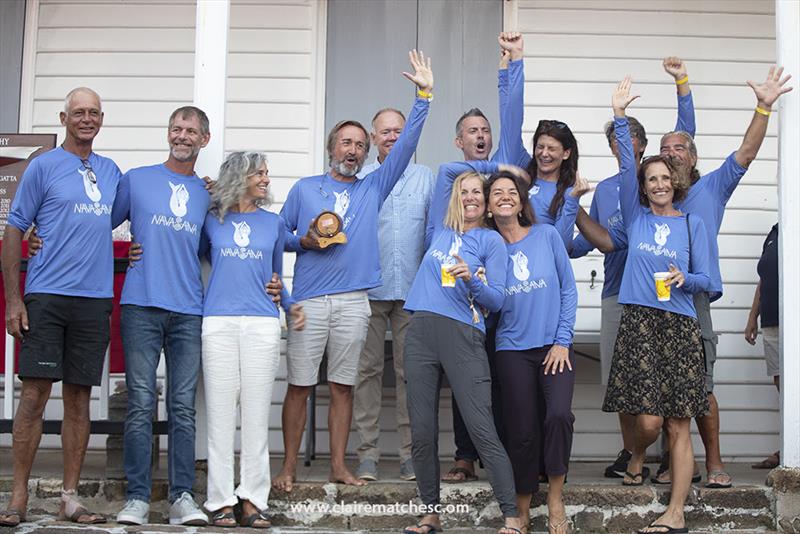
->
xmin=0 ymin=240 xmax=130 ymax=374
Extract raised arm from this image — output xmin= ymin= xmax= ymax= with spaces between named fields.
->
xmin=735 ymin=66 xmax=793 ymax=169
xmin=428 ymin=160 xmax=501 ymax=236
xmin=663 ymin=57 xmax=696 ymax=137
xmin=569 ymin=196 xmax=599 ymax=258
xmin=612 ymin=77 xmax=641 ymax=227
xmin=370 ymin=50 xmax=434 ymax=199
xmin=575 ymin=207 xmax=615 ymax=253
xmin=495 ymin=32 xmax=531 ymax=167
xmin=554 ymin=173 xmax=591 ymax=248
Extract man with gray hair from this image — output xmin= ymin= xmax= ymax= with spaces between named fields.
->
xmin=1 ymin=87 xmax=120 ymax=527
xmin=274 ymin=51 xmax=433 ymax=491
xmin=109 ymin=105 xmax=212 ymax=525
xmin=352 ymin=107 xmax=435 ymax=482
xmin=572 ymin=57 xmax=696 ymax=481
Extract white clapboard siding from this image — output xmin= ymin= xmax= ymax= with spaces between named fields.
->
xmin=517 ymin=0 xmax=779 ymax=460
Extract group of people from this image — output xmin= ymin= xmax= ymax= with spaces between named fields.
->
xmin=0 ymin=30 xmax=792 ymax=534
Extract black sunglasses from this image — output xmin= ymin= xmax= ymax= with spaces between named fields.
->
xmin=81 ymin=159 xmax=97 ymax=184
xmin=537 ymin=119 xmax=569 ymax=131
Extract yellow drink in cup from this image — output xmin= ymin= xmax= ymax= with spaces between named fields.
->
xmin=654 ymin=272 xmax=671 ymax=302
xmin=441 ymin=264 xmax=456 ymax=287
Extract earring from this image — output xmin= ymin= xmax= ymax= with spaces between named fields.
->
xmin=518 ymin=211 xmax=522 ymax=218
xmin=487 ymin=211 xmax=493 ymax=218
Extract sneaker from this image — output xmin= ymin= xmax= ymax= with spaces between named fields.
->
xmin=117 ymin=499 xmax=149 ymax=525
xmin=356 ymin=458 xmax=378 ymax=481
xmin=604 ymin=449 xmax=632 ymax=478
xmin=168 ymin=492 xmax=208 ymax=526
xmin=399 ymin=459 xmax=416 ymax=481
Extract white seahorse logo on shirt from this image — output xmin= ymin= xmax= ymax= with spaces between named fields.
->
xmin=232 ymin=220 xmax=251 ymax=248
xmin=78 ymin=168 xmax=102 ymax=202
xmin=447 ymin=234 xmax=462 ymax=264
xmin=510 ymin=250 xmax=530 ymax=281
xmin=530 ymin=184 xmax=540 ymax=196
xmin=654 ymin=223 xmax=670 ymax=247
xmin=333 ymin=190 xmax=350 ymax=218
xmin=168 ymin=181 xmax=189 ymax=217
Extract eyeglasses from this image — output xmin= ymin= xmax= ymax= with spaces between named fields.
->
xmin=537 ymin=119 xmax=569 ymax=131
xmin=81 ymin=159 xmax=97 ymax=184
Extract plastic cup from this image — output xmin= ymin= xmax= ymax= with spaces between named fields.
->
xmin=441 ymin=264 xmax=456 ymax=287
xmin=654 ymin=272 xmax=671 ymax=302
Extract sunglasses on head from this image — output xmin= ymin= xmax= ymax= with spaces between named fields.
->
xmin=537 ymin=119 xmax=569 ymax=131
xmin=80 ymin=159 xmax=97 ymax=184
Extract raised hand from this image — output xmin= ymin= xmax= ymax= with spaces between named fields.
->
xmin=569 ymin=171 xmax=593 ymax=198
xmin=747 ymin=66 xmax=793 ymax=109
xmin=498 ymin=31 xmax=523 ymax=61
xmin=499 ymin=49 xmax=510 ymax=69
xmin=612 ymin=76 xmax=640 ymax=116
xmin=402 ymin=49 xmax=433 ymax=93
xmin=662 ymin=56 xmax=688 ymax=80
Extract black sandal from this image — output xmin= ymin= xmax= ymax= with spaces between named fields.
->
xmin=623 ymin=471 xmax=644 ymax=486
xmin=212 ymin=510 xmax=237 ymax=528
xmin=240 ymin=509 xmax=271 ymax=529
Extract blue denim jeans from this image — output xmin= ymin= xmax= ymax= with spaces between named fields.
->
xmin=121 ymin=304 xmax=202 ymax=502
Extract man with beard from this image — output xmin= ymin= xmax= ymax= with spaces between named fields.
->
xmin=1 ymin=87 xmax=120 ymax=527
xmin=273 ymin=51 xmax=432 ymax=491
xmin=656 ymin=66 xmax=792 ymax=489
xmin=352 ymin=107 xmax=435 ymax=482
xmin=110 ymin=106 xmax=212 ymax=525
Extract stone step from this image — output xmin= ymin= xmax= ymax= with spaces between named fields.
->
xmin=1 ymin=477 xmax=777 ymax=533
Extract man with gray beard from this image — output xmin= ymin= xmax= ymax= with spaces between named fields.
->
xmin=274 ymin=51 xmax=433 ymax=491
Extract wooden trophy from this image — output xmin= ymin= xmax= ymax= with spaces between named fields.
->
xmin=313 ymin=210 xmax=347 ymax=248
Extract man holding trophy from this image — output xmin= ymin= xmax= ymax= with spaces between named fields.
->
xmin=274 ymin=50 xmax=434 ymax=491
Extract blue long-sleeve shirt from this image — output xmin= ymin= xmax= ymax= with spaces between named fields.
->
xmin=570 ymin=91 xmax=697 ymax=300
xmin=280 ymin=97 xmax=429 ymax=301
xmin=495 ymin=59 xmax=578 ymax=247
xmin=357 ymin=160 xmax=435 ymax=301
xmin=496 ymin=224 xmax=577 ymax=351
xmin=613 ymin=117 xmax=711 ymax=318
xmin=405 ymin=160 xmax=507 ymax=332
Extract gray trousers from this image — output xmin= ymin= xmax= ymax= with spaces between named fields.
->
xmin=693 ymin=292 xmax=718 ymax=393
xmin=404 ymin=312 xmax=518 ymax=517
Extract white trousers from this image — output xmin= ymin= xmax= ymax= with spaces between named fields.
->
xmin=202 ymin=315 xmax=281 ymax=512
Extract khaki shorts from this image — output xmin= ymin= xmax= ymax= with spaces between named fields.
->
xmin=762 ymin=326 xmax=780 ymax=377
xmin=287 ymin=291 xmax=371 ymax=386
xmin=693 ymin=292 xmax=718 ymax=393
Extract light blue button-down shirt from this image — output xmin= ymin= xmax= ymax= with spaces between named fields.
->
xmin=358 ymin=159 xmax=435 ymax=301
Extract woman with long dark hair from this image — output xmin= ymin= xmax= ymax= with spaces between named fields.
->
xmin=497 ymin=32 xmax=586 ymax=247
xmin=486 ymin=170 xmax=578 ymax=534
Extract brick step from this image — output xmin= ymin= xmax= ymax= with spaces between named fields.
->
xmin=1 ymin=477 xmax=777 ymax=533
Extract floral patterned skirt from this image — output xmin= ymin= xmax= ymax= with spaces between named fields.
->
xmin=603 ymin=304 xmax=709 ymax=418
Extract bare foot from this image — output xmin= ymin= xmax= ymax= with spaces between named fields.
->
xmin=403 ymin=513 xmax=441 ymax=533
xmin=499 ymin=516 xmax=528 ymax=533
xmin=329 ymin=465 xmax=367 ymax=486
xmin=272 ymin=465 xmax=296 ymax=492
xmin=547 ymin=498 xmax=568 ymax=534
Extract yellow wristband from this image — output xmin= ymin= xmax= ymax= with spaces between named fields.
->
xmin=755 ymin=106 xmax=771 ymax=117
xmin=416 ymin=89 xmax=433 ymax=99
xmin=675 ymin=75 xmax=689 ymax=86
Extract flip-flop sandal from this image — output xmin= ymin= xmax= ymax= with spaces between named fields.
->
xmin=548 ymin=516 xmax=569 ymax=534
xmin=622 ymin=471 xmax=644 ymax=486
xmin=59 ymin=491 xmax=106 ymax=524
xmin=212 ymin=510 xmax=237 ymax=528
xmin=402 ymin=523 xmax=441 ymax=534
xmin=441 ymin=466 xmax=477 ymax=483
xmin=651 ymin=455 xmax=700 ymax=484
xmin=239 ymin=509 xmax=271 ymax=529
xmin=636 ymin=523 xmax=688 ymax=534
xmin=705 ymin=469 xmax=733 ymax=488
xmin=0 ymin=508 xmax=26 ymax=527
xmin=498 ymin=527 xmax=524 ymax=534
xmin=751 ymin=452 xmax=780 ymax=469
